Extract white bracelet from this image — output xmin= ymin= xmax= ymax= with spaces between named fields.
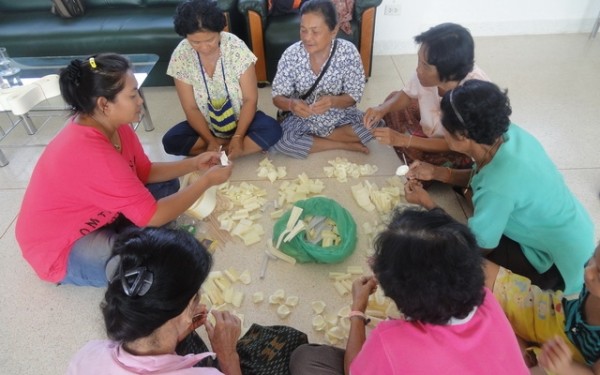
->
xmin=349 ymin=310 xmax=371 ymax=324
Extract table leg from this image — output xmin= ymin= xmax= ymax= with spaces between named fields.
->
xmin=0 ymin=149 xmax=8 ymax=167
xmin=139 ymin=89 xmax=154 ymax=132
xmin=591 ymin=10 xmax=600 ymax=39
xmin=21 ymin=113 xmax=38 ymax=135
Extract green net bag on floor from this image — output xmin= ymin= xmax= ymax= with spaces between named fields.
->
xmin=272 ymin=197 xmax=357 ymax=263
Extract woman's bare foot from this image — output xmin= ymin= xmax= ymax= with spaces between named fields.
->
xmin=310 ymin=137 xmax=369 ymax=155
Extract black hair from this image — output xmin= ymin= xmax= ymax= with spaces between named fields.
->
xmin=371 ymin=207 xmax=485 ymax=325
xmin=414 ymin=23 xmax=474 ymax=82
xmin=59 ymin=53 xmax=130 ymax=115
xmin=300 ymin=0 xmax=338 ymax=31
xmin=173 ymin=0 xmax=227 ymax=37
xmin=441 ymin=79 xmax=512 ymax=145
xmin=101 ymin=227 xmax=213 ymax=342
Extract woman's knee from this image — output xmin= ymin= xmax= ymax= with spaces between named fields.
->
xmin=290 ymin=344 xmax=344 ymax=375
xmin=162 ymin=134 xmax=195 ymax=156
xmin=146 ymin=179 xmax=180 ymax=200
xmin=162 ymin=121 xmax=200 ymax=156
xmin=249 ymin=111 xmax=282 ymax=149
xmin=289 ymin=344 xmax=317 ymax=374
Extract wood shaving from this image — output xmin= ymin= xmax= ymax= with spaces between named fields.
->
xmin=311 ymin=301 xmax=326 ymax=314
xmin=209 ymin=182 xmax=268 ymax=245
xmin=257 ymin=157 xmax=287 ymax=182
xmin=351 ymin=180 xmax=405 ymax=214
xmin=277 ymin=173 xmax=324 ymax=208
xmin=323 ymin=157 xmax=378 ymax=182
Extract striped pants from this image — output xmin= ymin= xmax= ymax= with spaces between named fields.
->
xmin=271 ymin=108 xmax=381 ymax=159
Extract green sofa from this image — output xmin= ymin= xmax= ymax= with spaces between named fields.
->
xmin=0 ymin=0 xmax=246 ymax=86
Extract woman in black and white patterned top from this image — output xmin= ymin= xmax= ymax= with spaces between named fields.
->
xmin=271 ymin=0 xmax=382 ymax=159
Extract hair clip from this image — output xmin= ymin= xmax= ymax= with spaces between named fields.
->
xmin=89 ymin=57 xmax=97 ymax=69
xmin=449 ymin=89 xmax=467 ymax=127
xmin=65 ymin=60 xmax=83 ymax=86
xmin=105 ymin=255 xmax=154 ymax=297
xmin=121 ymin=267 xmax=154 ymax=297
xmin=105 ymin=255 xmax=122 ymax=282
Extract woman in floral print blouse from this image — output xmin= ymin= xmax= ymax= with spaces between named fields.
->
xmin=162 ymin=0 xmax=281 ymax=159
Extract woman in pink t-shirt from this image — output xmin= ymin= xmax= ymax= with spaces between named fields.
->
xmin=289 ymin=208 xmax=529 ymax=375
xmin=68 ymin=227 xmax=242 ymax=374
xmin=364 ymin=23 xmax=490 ymax=170
xmin=16 ymin=53 xmax=233 ymax=287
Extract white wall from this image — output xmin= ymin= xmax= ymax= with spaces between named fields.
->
xmin=372 ymin=0 xmax=600 ymax=55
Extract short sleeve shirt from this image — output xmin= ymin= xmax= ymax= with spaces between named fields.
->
xmin=468 ymin=124 xmax=595 ymax=295
xmin=272 ymin=39 xmax=364 ymax=102
xmin=350 ymin=289 xmax=528 ymax=374
xmin=67 ymin=340 xmax=224 ymax=374
xmin=167 ymin=32 xmax=257 ymax=123
xmin=271 ymin=39 xmax=365 ymax=136
xmin=15 ymin=121 xmax=157 ymax=282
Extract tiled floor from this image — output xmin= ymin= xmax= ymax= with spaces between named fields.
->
xmin=0 ymin=34 xmax=599 ymax=374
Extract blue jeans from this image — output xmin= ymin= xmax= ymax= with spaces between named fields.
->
xmin=60 ymin=179 xmax=180 ymax=287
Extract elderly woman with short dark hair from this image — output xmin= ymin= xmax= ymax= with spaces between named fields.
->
xmin=289 ymin=208 xmax=528 ymax=374
xmin=364 ymin=22 xmax=490 ymax=169
xmin=405 ymin=79 xmax=595 ymax=295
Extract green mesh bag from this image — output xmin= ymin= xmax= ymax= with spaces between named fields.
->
xmin=272 ymin=197 xmax=357 ymax=263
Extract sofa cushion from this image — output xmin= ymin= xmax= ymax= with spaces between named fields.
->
xmin=0 ymin=0 xmax=48 ymax=12
xmin=51 ymin=0 xmax=86 ymax=18
xmin=0 ymin=9 xmax=179 ymax=57
xmin=0 ymin=0 xmax=245 ymax=86
xmin=86 ymin=0 xmax=144 ymax=8
xmin=144 ymin=0 xmax=183 ymax=5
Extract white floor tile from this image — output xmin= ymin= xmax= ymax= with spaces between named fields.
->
xmin=1 ymin=34 xmax=599 ymax=375
xmin=0 ymin=189 xmax=23 ymax=237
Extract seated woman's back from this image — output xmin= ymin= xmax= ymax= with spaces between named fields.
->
xmin=289 ymin=207 xmax=529 ymax=374
xmin=353 ymin=289 xmax=525 ymax=373
xmin=351 ymin=208 xmax=529 ymax=374
xmin=68 ymin=227 xmax=241 ymax=374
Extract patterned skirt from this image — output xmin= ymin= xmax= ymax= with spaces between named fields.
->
xmin=383 ymin=97 xmax=473 ymax=169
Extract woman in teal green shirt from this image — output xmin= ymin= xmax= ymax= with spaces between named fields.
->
xmin=404 ymin=80 xmax=595 ymax=295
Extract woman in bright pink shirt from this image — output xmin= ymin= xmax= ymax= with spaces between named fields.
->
xmin=16 ymin=53 xmax=233 ymax=287
xmin=290 ymin=208 xmax=529 ymax=374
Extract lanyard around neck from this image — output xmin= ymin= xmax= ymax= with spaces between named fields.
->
xmin=197 ymin=52 xmax=230 ymax=101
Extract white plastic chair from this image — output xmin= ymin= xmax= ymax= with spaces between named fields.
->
xmin=0 ymin=74 xmax=61 ymax=166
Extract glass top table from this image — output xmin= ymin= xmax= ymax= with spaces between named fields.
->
xmin=10 ymin=53 xmax=158 ymax=131
xmin=11 ymin=53 xmax=158 ymax=88
xmin=0 ymin=54 xmax=159 ymax=166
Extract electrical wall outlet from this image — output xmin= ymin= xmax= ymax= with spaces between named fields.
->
xmin=384 ymin=4 xmax=401 ymax=16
